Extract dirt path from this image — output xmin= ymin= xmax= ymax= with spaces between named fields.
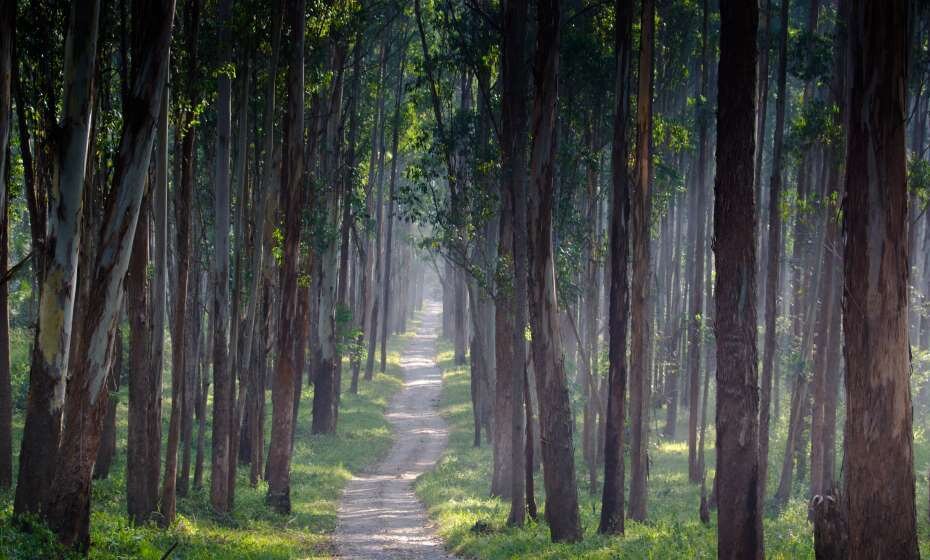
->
xmin=335 ymin=302 xmax=454 ymax=559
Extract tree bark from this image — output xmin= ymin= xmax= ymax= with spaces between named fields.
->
xmin=266 ymin=0 xmax=305 ymax=513
xmin=687 ymin=0 xmax=710 ymax=484
xmin=628 ymin=0 xmax=654 ymax=521
xmin=0 ymin=0 xmax=11 ymax=491
xmin=758 ymin=0 xmax=789 ymax=504
xmin=526 ymin=0 xmax=582 ymax=542
xmin=713 ymin=0 xmax=762 ymax=557
xmin=501 ymin=0 xmax=529 ymax=524
xmin=843 ymin=0 xmax=918 ymax=556
xmin=209 ymin=0 xmax=234 ymax=515
xmin=599 ymin=0 xmax=632 ymax=536
xmin=15 ymin=0 xmax=101 ymax=517
xmin=43 ymin=0 xmax=174 ymax=547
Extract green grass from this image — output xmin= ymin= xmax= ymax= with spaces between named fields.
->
xmin=416 ymin=341 xmax=930 ymax=559
xmin=0 ymin=316 xmax=422 ymax=559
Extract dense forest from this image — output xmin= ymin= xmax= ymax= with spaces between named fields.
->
xmin=0 ymin=0 xmax=925 ymax=558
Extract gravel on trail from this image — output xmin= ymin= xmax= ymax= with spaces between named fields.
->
xmin=336 ymin=302 xmax=455 ymax=559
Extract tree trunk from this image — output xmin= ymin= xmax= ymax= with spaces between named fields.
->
xmin=526 ymin=0 xmax=582 ymax=542
xmin=713 ymin=0 xmax=762 ymax=557
xmin=628 ymin=0 xmax=654 ymax=521
xmin=599 ymin=0 xmax=632 ymax=536
xmin=43 ymin=0 xmax=174 ymax=547
xmin=93 ymin=332 xmax=122 ymax=480
xmin=266 ymin=0 xmax=305 ymax=514
xmin=758 ymin=0 xmax=789 ymax=504
xmin=174 ymin=0 xmax=205 ymax=500
xmin=15 ymin=0 xmax=101 ymax=517
xmin=209 ymin=0 xmax=234 ymax=515
xmin=0 ymin=0 xmax=12 ymax=491
xmin=501 ymin=0 xmax=529 ymax=523
xmin=687 ymin=0 xmax=710 ymax=484
xmin=843 ymin=1 xmax=918 ymax=556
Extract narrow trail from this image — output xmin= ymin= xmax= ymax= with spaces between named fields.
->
xmin=336 ymin=302 xmax=454 ymax=559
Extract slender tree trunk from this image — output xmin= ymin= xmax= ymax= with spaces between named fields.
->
xmin=266 ymin=0 xmax=305 ymax=514
xmin=687 ymin=0 xmax=710 ymax=484
xmin=713 ymin=1 xmax=762 ymax=557
xmin=378 ymin=48 xmax=407 ymax=375
xmin=0 ymin=0 xmax=12 ymax=491
xmin=174 ymin=0 xmax=204 ymax=499
xmin=526 ymin=0 xmax=582 ymax=542
xmin=313 ymin=39 xmax=347 ymax=435
xmin=843 ymin=1 xmax=918 ymax=556
xmin=759 ymin=0 xmax=789 ymax=504
xmin=209 ymin=0 xmax=234 ymax=515
xmin=500 ymin=0 xmax=529 ymax=523
xmin=94 ymin=332 xmax=122 ymax=480
xmin=628 ymin=0 xmax=654 ymax=521
xmin=599 ymin=0 xmax=632 ymax=535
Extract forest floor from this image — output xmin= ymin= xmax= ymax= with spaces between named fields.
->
xmin=0 ymin=324 xmax=414 ymax=559
xmin=416 ymin=343 xmax=930 ymax=559
xmin=336 ymin=301 xmax=454 ymax=559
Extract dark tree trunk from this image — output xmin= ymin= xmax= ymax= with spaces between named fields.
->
xmin=500 ymin=0 xmax=528 ymax=523
xmin=526 ymin=0 xmax=582 ymax=543
xmin=842 ymin=0 xmax=918 ymax=556
xmin=713 ymin=0 xmax=762 ymax=557
xmin=628 ymin=0 xmax=654 ymax=521
xmin=266 ymin=0 xmax=305 ymax=514
xmin=0 ymin=0 xmax=12 ymax=491
xmin=598 ymin=0 xmax=632 ymax=536
xmin=93 ymin=332 xmax=122 ymax=480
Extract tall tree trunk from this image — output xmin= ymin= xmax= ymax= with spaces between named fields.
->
xmin=0 ymin=0 xmax=12 ymax=491
xmin=843 ymin=1 xmax=918 ymax=556
xmin=209 ymin=0 xmax=234 ymax=515
xmin=15 ymin=0 xmax=101 ymax=517
xmin=313 ymin=40 xmax=347 ymax=435
xmin=43 ymin=0 xmax=174 ymax=547
xmin=599 ymin=0 xmax=632 ymax=535
xmin=713 ymin=0 xmax=762 ymax=557
xmin=502 ymin=0 xmax=529 ymax=524
xmin=758 ymin=0 xmax=789 ymax=504
xmin=687 ymin=0 xmax=710 ymax=484
xmin=266 ymin=0 xmax=305 ymax=514
xmin=174 ymin=0 xmax=204 ymax=499
xmin=628 ymin=0 xmax=654 ymax=521
xmin=127 ymin=195 xmax=156 ymax=524
xmin=378 ymin=47 xmax=407 ymax=376
xmin=526 ymin=0 xmax=582 ymax=542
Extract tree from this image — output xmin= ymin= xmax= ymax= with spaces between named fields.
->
xmin=713 ymin=0 xmax=762 ymax=557
xmin=687 ymin=0 xmax=711 ymax=484
xmin=209 ymin=0 xmax=234 ymax=515
xmin=501 ymin=0 xmax=529 ymax=526
xmin=42 ymin=0 xmax=175 ymax=547
xmin=758 ymin=0 xmax=789 ymax=502
xmin=599 ymin=0 xmax=633 ymax=536
xmin=628 ymin=0 xmax=654 ymax=521
xmin=14 ymin=0 xmax=101 ymax=516
xmin=265 ymin=0 xmax=305 ymax=514
xmin=526 ymin=0 xmax=582 ymax=543
xmin=842 ymin=0 xmax=919 ymax=556
xmin=0 ymin=0 xmax=13 ymax=491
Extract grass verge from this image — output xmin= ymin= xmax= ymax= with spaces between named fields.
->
xmin=0 ymin=322 xmax=418 ymax=559
xmin=416 ymin=341 xmax=930 ymax=559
